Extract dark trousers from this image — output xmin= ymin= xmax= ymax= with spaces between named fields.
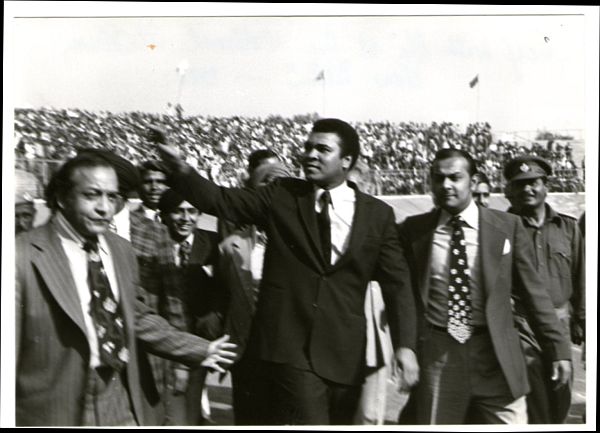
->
xmin=415 ymin=326 xmax=526 ymax=424
xmin=231 ymin=356 xmax=268 ymax=425
xmin=256 ymin=361 xmax=361 ymax=425
xmin=516 ymin=312 xmax=573 ymax=423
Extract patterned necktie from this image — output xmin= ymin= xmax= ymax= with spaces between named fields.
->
xmin=317 ymin=190 xmax=332 ymax=265
xmin=84 ymin=238 xmax=128 ymax=370
xmin=179 ymin=240 xmax=192 ymax=268
xmin=108 ymin=220 xmax=118 ymax=234
xmin=447 ymin=215 xmax=473 ymax=343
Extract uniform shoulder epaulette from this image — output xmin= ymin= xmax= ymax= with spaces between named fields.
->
xmin=558 ymin=212 xmax=578 ymax=222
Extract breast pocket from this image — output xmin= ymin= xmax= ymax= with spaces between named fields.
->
xmin=548 ymin=243 xmax=572 ymax=278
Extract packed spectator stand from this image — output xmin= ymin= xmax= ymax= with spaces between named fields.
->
xmin=14 ymin=107 xmax=584 ymax=196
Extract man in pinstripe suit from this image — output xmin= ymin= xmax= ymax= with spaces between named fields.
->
xmin=15 ymin=152 xmax=236 ymax=426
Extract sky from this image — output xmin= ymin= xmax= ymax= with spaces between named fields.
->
xmin=6 ymin=3 xmax=598 ymax=136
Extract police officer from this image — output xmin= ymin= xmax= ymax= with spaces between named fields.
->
xmin=504 ymin=155 xmax=585 ymax=424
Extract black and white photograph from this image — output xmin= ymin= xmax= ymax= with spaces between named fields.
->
xmin=2 ymin=2 xmax=597 ymax=428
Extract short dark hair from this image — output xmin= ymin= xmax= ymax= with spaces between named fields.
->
xmin=248 ymin=149 xmax=278 ymax=174
xmin=45 ymin=154 xmax=115 ymax=211
xmin=139 ymin=160 xmax=167 ymax=178
xmin=431 ymin=148 xmax=477 ymax=177
xmin=311 ymin=118 xmax=360 ymax=168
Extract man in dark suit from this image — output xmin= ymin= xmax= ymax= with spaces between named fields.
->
xmin=156 ymin=188 xmax=222 ymax=425
xmin=152 ymin=118 xmax=419 ymax=425
xmin=397 ymin=148 xmax=572 ymax=424
xmin=15 ymin=152 xmax=236 ymax=426
xmin=217 ymin=160 xmax=292 ymax=425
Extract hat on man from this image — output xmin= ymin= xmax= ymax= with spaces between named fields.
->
xmin=503 ymin=155 xmax=552 ymax=183
xmin=158 ymin=188 xmax=186 ymax=215
xmin=77 ymin=148 xmax=141 ymax=196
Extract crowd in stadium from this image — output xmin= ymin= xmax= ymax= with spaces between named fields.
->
xmin=14 ymin=107 xmax=584 ymax=195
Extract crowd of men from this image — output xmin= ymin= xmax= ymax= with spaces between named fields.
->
xmin=14 ymin=117 xmax=585 ymax=426
xmin=14 ymin=108 xmax=584 ymax=195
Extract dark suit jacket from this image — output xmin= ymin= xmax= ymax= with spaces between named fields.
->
xmin=217 ymin=227 xmax=259 ymax=361
xmin=168 ymin=171 xmax=416 ymax=386
xmin=397 ymin=207 xmax=572 ymax=399
xmin=158 ymin=228 xmax=222 ymax=339
xmin=15 ymin=222 xmax=212 ymax=426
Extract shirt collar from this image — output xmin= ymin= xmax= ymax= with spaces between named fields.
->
xmin=315 ymin=181 xmax=356 ymax=209
xmin=508 ymin=203 xmax=562 ymax=228
xmin=438 ymin=199 xmax=479 ymax=230
xmin=113 ymin=205 xmax=130 ymax=227
xmin=53 ymin=211 xmax=109 ymax=254
xmin=175 ymin=232 xmax=195 ymax=247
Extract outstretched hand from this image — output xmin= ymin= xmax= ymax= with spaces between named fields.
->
xmin=201 ymin=334 xmax=238 ymax=373
xmin=147 ymin=124 xmax=188 ymax=174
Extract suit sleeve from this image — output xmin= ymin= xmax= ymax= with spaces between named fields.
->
xmin=168 ymin=166 xmax=275 ymax=228
xmin=512 ymin=217 xmax=572 ymax=361
xmin=128 ymin=245 xmax=213 ymax=366
xmin=373 ymin=207 xmax=417 ymax=352
xmin=569 ymin=220 xmax=585 ymax=327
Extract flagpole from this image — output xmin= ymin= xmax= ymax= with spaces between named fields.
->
xmin=476 ymin=81 xmax=480 ymax=123
xmin=321 ymin=76 xmax=326 ymax=117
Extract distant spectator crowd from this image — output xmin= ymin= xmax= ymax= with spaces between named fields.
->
xmin=14 ymin=107 xmax=584 ymax=195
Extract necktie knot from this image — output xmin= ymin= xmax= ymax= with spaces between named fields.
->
xmin=319 ymin=190 xmax=331 ymax=210
xmin=449 ymin=214 xmax=465 ymax=228
xmin=83 ymin=238 xmax=99 ymax=254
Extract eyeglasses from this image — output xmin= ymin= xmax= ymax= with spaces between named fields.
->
xmin=473 ymin=192 xmax=490 ymax=198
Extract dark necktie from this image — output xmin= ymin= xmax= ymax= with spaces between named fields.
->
xmin=447 ymin=215 xmax=473 ymax=343
xmin=317 ymin=190 xmax=332 ymax=265
xmin=84 ymin=239 xmax=128 ymax=371
xmin=179 ymin=240 xmax=192 ymax=268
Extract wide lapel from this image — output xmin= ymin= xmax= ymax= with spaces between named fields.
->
xmin=296 ymin=188 xmax=327 ymax=269
xmin=331 ymin=188 xmax=369 ymax=271
xmin=104 ymin=234 xmax=137 ymax=347
xmin=411 ymin=209 xmax=439 ymax=308
xmin=30 ymin=224 xmax=88 ymax=336
xmin=478 ymin=208 xmax=506 ymax=297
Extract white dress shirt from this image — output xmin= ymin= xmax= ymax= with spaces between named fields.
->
xmin=427 ymin=199 xmax=486 ymax=327
xmin=111 ymin=206 xmax=131 ymax=241
xmin=315 ymin=182 xmax=356 ymax=265
xmin=54 ymin=212 xmax=122 ymax=368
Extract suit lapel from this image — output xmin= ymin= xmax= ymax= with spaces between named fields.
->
xmin=479 ymin=208 xmax=507 ymax=297
xmin=104 ymin=234 xmax=136 ymax=347
xmin=31 ymin=224 xmax=88 ymax=336
xmin=331 ymin=189 xmax=369 ymax=271
xmin=411 ymin=210 xmax=439 ymax=307
xmin=296 ymin=188 xmax=327 ymax=269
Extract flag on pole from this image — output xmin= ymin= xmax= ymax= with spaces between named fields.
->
xmin=469 ymin=74 xmax=479 ymax=88
xmin=315 ymin=70 xmax=325 ymax=81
